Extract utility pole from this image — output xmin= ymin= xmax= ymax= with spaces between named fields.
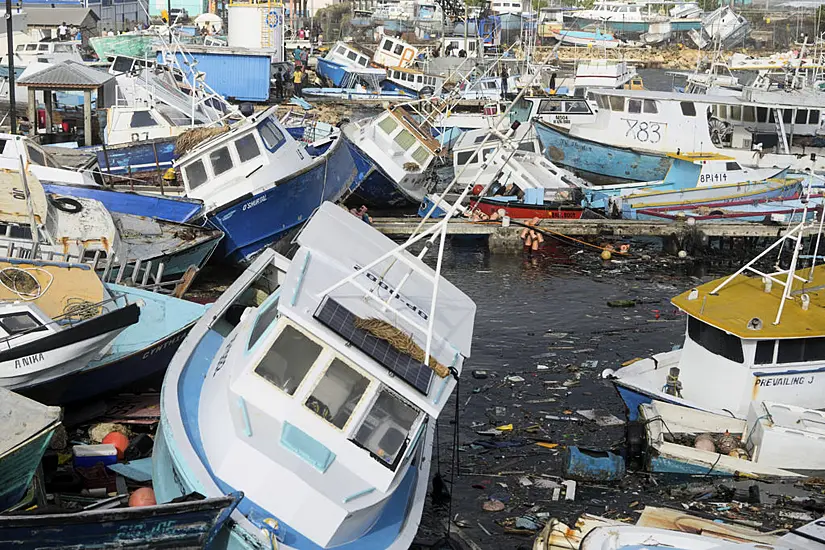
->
xmin=5 ymin=0 xmax=15 ymax=133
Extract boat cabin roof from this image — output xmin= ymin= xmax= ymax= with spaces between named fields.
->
xmin=667 ymin=152 xmax=736 ymax=163
xmin=672 ymin=264 xmax=825 ymax=339
xmin=387 ymin=106 xmax=441 ymax=154
xmin=0 ymin=168 xmax=47 ymax=225
xmin=278 ymin=202 xmax=475 ymax=418
xmin=0 ymin=257 xmax=105 ymax=319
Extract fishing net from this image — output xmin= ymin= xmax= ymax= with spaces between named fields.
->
xmin=353 ymin=317 xmax=449 ymax=378
xmin=175 ymin=125 xmax=230 ymax=156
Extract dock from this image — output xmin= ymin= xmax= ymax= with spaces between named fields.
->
xmin=371 ymin=217 xmax=811 ymax=253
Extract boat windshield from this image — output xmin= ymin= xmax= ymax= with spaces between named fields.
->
xmin=352 ymin=388 xmax=420 ymax=469
xmin=687 ymin=316 xmax=743 ymax=363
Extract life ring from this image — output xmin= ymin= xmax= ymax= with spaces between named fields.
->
xmin=49 ymin=196 xmax=83 ymax=214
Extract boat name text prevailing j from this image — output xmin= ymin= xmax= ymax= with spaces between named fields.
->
xmin=355 ymin=263 xmax=430 ymax=320
xmin=14 ymin=353 xmax=45 ymax=369
xmin=756 ymin=375 xmax=815 ymax=387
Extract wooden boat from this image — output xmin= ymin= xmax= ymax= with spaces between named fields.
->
xmin=0 ymin=493 xmax=241 ymax=549
xmin=0 ymin=387 xmax=61 ymax=511
xmin=153 ymin=202 xmax=476 ymax=549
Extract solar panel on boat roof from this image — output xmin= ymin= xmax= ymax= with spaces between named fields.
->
xmin=315 ymin=298 xmax=433 ymax=395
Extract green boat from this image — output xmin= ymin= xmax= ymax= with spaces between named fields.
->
xmin=90 ymin=34 xmax=156 ymax=61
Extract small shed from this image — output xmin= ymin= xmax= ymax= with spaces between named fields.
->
xmin=25 ymin=7 xmax=99 ymax=42
xmin=18 ymin=60 xmax=115 ymax=146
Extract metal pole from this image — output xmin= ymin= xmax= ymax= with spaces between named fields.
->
xmin=167 ymin=0 xmax=172 ymax=41
xmin=6 ymin=0 xmax=16 ymax=134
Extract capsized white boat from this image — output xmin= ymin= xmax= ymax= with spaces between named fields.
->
xmin=153 ymin=201 xmax=476 ymax=549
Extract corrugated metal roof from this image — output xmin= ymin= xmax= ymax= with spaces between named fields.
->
xmin=25 ymin=7 xmax=99 ymax=27
xmin=18 ymin=60 xmax=114 ymax=88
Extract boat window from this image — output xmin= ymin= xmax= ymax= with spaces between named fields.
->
xmin=518 ymin=141 xmax=535 ymax=152
xmin=306 ymin=359 xmax=369 ymax=429
xmin=382 ymin=39 xmax=393 ymax=51
xmin=346 ymin=51 xmax=358 ymax=61
xmin=130 ymin=111 xmax=157 ymax=128
xmin=455 ymin=150 xmax=477 ymax=166
xmin=209 ymin=146 xmax=233 ymax=176
xmin=782 ymin=109 xmax=792 ymax=124
xmin=777 ymin=338 xmax=825 ymax=364
xmin=0 ymin=222 xmax=32 ymax=240
xmin=25 ymin=44 xmax=37 ymax=51
xmin=352 ymin=388 xmax=419 ymax=469
xmin=687 ymin=317 xmax=743 ymax=363
xmin=809 ymin=110 xmax=819 ymax=125
xmin=184 ymin=160 xmax=208 ymax=189
xmin=539 ymin=99 xmax=563 ymax=113
xmin=255 ymin=324 xmax=321 ymax=396
xmin=38 ymin=44 xmax=49 ymax=51
xmin=754 ymin=340 xmax=775 ymax=364
xmin=0 ymin=311 xmax=45 ymax=335
xmin=608 ymin=96 xmax=624 ymax=111
xmin=755 ymin=107 xmax=768 ymax=123
xmin=377 ymin=116 xmax=398 ymax=134
xmin=335 ymin=45 xmax=347 ymax=55
xmin=718 ymin=105 xmax=728 ymax=119
xmin=730 ymin=105 xmax=741 ymax=120
xmin=628 ymin=99 xmax=642 ymax=114
xmin=743 ymin=106 xmax=756 ymax=122
xmin=248 ymin=297 xmax=279 ymax=350
xmin=680 ymin=102 xmax=696 ymax=117
xmin=643 ymin=100 xmax=657 ymax=114
xmin=15 ymin=45 xmax=23 ymax=52
xmin=26 ymin=145 xmax=46 ymax=166
xmin=234 ymin=133 xmax=261 ymax=163
xmin=53 ymin=44 xmax=74 ymax=53
xmin=795 ymin=109 xmax=808 ymax=125
xmin=594 ymin=95 xmax=607 ymax=110
xmin=358 ymin=56 xmax=368 ymax=67
xmin=725 ymin=162 xmax=741 ymax=170
xmin=394 ymin=129 xmax=416 ymax=150
xmin=416 ymin=75 xmax=422 ymax=83
xmin=259 ymin=118 xmax=285 ymax=150
xmin=566 ymin=100 xmax=590 ymax=113
xmin=411 ymin=145 xmax=429 ymax=165
xmin=394 ymin=44 xmax=404 ymax=55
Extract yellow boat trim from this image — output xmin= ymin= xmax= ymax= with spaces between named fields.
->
xmin=672 ymin=264 xmax=825 ymax=339
xmin=667 ymin=152 xmax=736 ymax=162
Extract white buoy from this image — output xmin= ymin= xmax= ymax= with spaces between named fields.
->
xmin=678 ymin=250 xmax=687 ymax=258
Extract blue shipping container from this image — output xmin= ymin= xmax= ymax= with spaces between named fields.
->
xmin=159 ymin=52 xmax=270 ymax=102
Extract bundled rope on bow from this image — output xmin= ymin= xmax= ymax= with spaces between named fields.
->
xmin=354 ymin=317 xmax=449 ymax=378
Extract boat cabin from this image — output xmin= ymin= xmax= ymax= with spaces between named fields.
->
xmin=373 ymin=35 xmax=419 ymax=68
xmin=177 ymin=107 xmax=314 ymax=213
xmin=12 ymin=41 xmax=83 ymax=66
xmin=196 ymin=203 xmax=475 ymax=547
xmin=490 ymin=0 xmax=524 ymax=15
xmin=440 ymin=36 xmax=479 ymax=57
xmin=324 ymin=42 xmax=371 ymax=69
xmin=574 ymin=59 xmax=640 ymax=90
xmin=385 ymin=66 xmax=443 ymax=94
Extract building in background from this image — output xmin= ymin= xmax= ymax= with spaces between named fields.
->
xmin=149 ymin=0 xmax=205 ymax=18
xmin=25 ymin=7 xmax=99 ymax=41
xmin=19 ymin=0 xmax=147 ymax=32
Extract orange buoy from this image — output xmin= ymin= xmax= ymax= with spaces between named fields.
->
xmin=472 ymin=184 xmax=484 ymax=196
xmin=129 ymin=487 xmax=157 ymax=507
xmin=102 ymin=432 xmax=129 ymax=460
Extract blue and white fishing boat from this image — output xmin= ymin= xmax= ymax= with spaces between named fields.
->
xmin=303 ymin=67 xmax=415 ymax=103
xmin=0 ymin=387 xmax=61 ymax=512
xmin=385 ymin=67 xmax=444 ymax=97
xmin=153 ymin=201 xmax=476 ymax=549
xmin=0 ymin=493 xmax=242 ymax=549
xmin=316 ymin=42 xmax=373 ymax=87
xmin=176 ymin=107 xmax=364 ymax=263
xmin=535 ymin=89 xmax=825 ymax=183
xmin=342 ymin=106 xmax=442 ymax=208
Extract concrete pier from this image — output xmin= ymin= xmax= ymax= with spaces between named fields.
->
xmin=371 ymin=218 xmax=810 ymax=254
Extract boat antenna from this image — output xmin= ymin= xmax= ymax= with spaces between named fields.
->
xmin=708 ymin=175 xmax=822 ymax=325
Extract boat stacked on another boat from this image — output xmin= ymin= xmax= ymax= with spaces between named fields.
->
xmin=153 ymin=201 xmax=476 ymax=549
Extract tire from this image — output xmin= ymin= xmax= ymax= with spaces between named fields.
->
xmin=49 ymin=196 xmax=83 ymax=213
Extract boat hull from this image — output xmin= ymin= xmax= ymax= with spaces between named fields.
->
xmin=40 ymin=182 xmax=203 ymax=224
xmin=84 ymin=137 xmax=177 ymax=176
xmin=342 ymin=135 xmax=418 ymax=209
xmin=316 ymin=57 xmax=349 ymax=87
xmin=0 ymin=425 xmax=57 ymax=511
xmin=472 ymin=198 xmax=585 ymax=219
xmin=535 ymin=121 xmax=671 ymax=183
xmin=207 ymin=135 xmax=362 ymax=263
xmin=0 ymin=494 xmax=241 ymax=549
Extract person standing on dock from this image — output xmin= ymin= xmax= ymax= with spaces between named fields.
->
xmin=300 ymin=47 xmax=309 ymax=67
xmin=500 ymin=65 xmax=509 ymax=96
xmin=293 ymin=67 xmax=303 ymax=97
xmin=58 ymin=22 xmax=68 ymax=41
